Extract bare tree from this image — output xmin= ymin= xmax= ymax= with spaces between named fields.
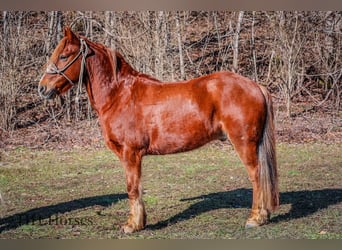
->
xmin=46 ymin=11 xmax=63 ymax=61
xmin=232 ymin=11 xmax=244 ymax=73
xmin=0 ymin=12 xmax=23 ymax=130
xmin=2 ymin=11 xmax=8 ymax=61
xmin=316 ymin=11 xmax=342 ymax=111
xmin=271 ymin=11 xmax=305 ymax=117
xmin=154 ymin=11 xmax=165 ymax=80
xmin=251 ymin=11 xmax=258 ymax=82
xmin=105 ymin=11 xmax=116 ymax=49
xmin=175 ymin=11 xmax=185 ymax=80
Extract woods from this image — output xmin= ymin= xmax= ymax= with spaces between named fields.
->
xmin=0 ymin=11 xmax=341 ymax=134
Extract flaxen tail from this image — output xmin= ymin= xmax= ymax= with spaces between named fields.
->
xmin=258 ymin=86 xmax=279 ymax=212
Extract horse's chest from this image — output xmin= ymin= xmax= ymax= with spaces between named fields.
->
xmin=99 ymin=109 xmax=144 ymax=146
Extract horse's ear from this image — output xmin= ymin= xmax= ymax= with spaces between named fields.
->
xmin=64 ymin=26 xmax=78 ymax=42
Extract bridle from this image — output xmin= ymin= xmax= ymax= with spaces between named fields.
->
xmin=46 ymin=38 xmax=89 ymax=88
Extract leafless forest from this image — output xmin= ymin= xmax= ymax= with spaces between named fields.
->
xmin=0 ymin=11 xmax=341 ymax=148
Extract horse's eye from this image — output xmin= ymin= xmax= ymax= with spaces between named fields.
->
xmin=59 ymin=55 xmax=68 ymax=61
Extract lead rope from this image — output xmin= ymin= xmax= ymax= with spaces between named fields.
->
xmin=75 ymin=39 xmax=88 ymax=117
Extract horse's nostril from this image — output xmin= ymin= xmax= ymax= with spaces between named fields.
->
xmin=38 ymin=85 xmax=46 ymax=95
xmin=38 ymin=85 xmax=45 ymax=93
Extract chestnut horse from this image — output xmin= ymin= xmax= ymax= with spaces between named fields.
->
xmin=38 ymin=27 xmax=279 ymax=233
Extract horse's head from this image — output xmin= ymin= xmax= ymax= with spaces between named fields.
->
xmin=38 ymin=27 xmax=89 ymax=99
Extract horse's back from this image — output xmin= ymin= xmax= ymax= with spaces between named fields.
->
xmin=188 ymin=71 xmax=267 ymax=121
xmin=131 ymin=71 xmax=266 ymax=155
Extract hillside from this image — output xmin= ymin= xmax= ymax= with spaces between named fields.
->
xmin=0 ymin=11 xmax=341 ymax=149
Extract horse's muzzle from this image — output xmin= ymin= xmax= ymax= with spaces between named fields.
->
xmin=38 ymin=85 xmax=57 ymax=99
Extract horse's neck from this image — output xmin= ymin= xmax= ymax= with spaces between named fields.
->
xmin=85 ymin=46 xmax=133 ymax=114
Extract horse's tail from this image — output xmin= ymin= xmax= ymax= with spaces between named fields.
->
xmin=258 ymin=86 xmax=279 ymax=212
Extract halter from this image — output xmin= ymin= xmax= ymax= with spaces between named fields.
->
xmin=46 ymin=38 xmax=89 ymax=88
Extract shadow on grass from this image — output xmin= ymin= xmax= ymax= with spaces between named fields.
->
xmin=0 ymin=193 xmax=127 ymax=233
xmin=1 ymin=188 xmax=341 ymax=233
xmin=146 ymin=188 xmax=342 ymax=230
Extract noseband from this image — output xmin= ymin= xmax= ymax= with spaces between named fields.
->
xmin=46 ymin=38 xmax=89 ymax=87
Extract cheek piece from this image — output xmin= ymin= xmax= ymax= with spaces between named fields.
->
xmin=45 ymin=38 xmax=88 ymax=88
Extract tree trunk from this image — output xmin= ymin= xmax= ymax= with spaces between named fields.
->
xmin=251 ymin=11 xmax=258 ymax=82
xmin=232 ymin=11 xmax=244 ymax=73
xmin=2 ymin=11 xmax=8 ymax=61
xmin=56 ymin=11 xmax=63 ymax=41
xmin=154 ymin=11 xmax=164 ymax=80
xmin=46 ymin=11 xmax=56 ymax=62
xmin=105 ymin=11 xmax=116 ymax=49
xmin=175 ymin=12 xmax=185 ymax=80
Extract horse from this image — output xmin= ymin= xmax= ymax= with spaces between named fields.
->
xmin=38 ymin=27 xmax=279 ymax=233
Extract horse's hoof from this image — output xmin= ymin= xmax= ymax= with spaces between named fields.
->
xmin=121 ymin=224 xmax=136 ymax=234
xmin=245 ymin=219 xmax=260 ymax=229
xmin=121 ymin=222 xmax=145 ymax=234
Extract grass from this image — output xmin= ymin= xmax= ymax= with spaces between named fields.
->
xmin=0 ymin=142 xmax=341 ymax=239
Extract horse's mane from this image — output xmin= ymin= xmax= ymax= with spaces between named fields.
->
xmin=81 ymin=36 xmax=160 ymax=84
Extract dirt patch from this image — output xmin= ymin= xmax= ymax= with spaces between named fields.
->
xmin=276 ymin=109 xmax=341 ymax=144
xmin=1 ymin=119 xmax=104 ymax=151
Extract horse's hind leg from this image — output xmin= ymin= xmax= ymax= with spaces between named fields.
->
xmin=224 ymin=126 xmax=270 ymax=228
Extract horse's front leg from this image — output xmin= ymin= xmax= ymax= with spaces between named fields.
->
xmin=120 ymin=148 xmax=146 ymax=233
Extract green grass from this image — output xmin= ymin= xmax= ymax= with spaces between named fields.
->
xmin=0 ymin=142 xmax=341 ymax=239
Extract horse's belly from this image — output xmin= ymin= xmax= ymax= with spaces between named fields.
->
xmin=141 ymin=95 xmax=222 ymax=155
xmin=147 ymin=132 xmax=209 ymax=155
xmin=146 ymin=118 xmax=222 ymax=155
